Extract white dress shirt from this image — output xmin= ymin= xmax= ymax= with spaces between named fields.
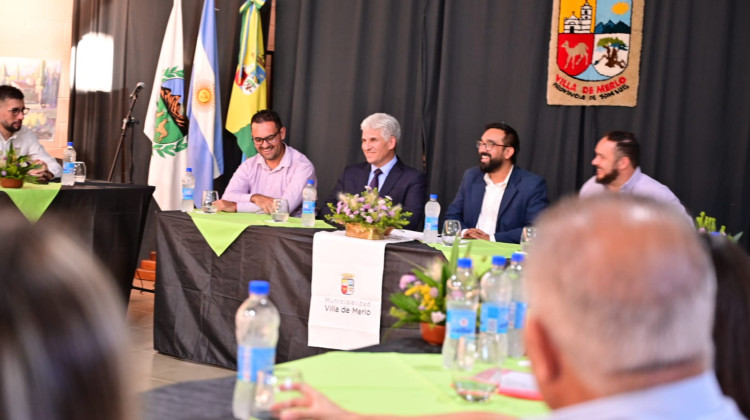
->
xmin=473 ymin=166 xmax=513 ymax=242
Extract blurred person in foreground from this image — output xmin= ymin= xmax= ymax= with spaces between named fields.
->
xmin=273 ymin=195 xmax=745 ymax=420
xmin=703 ymin=234 xmax=750 ymax=418
xmin=0 ymin=209 xmax=132 ymax=420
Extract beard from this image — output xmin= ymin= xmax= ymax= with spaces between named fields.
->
xmin=595 ymin=167 xmax=619 ymax=185
xmin=3 ymin=120 xmax=21 ymax=134
xmin=479 ymin=153 xmax=506 ymax=173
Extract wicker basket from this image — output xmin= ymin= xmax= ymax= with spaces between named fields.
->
xmin=345 ymin=223 xmax=393 ymax=240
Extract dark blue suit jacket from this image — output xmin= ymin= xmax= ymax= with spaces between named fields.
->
xmin=322 ymin=158 xmax=427 ymax=230
xmin=445 ymin=166 xmax=549 ymax=243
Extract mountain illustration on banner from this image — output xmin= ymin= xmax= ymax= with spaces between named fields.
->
xmin=557 ymin=0 xmax=633 ymax=81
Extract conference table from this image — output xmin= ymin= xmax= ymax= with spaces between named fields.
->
xmin=141 ymin=345 xmax=549 ymax=419
xmin=0 ymin=181 xmax=154 ymax=305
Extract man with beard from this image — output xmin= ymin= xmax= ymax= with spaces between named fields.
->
xmin=579 ymin=131 xmax=690 ymax=221
xmin=0 ymin=85 xmax=60 ymax=181
xmin=214 ymin=110 xmax=316 ymax=215
xmin=445 ymin=122 xmax=548 ymax=243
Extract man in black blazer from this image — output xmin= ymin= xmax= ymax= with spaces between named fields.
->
xmin=445 ymin=122 xmax=548 ymax=243
xmin=322 ymin=113 xmax=427 ymax=230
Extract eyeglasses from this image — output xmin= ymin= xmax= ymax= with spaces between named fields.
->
xmin=252 ymin=130 xmax=280 ymax=145
xmin=8 ymin=107 xmax=30 ymax=116
xmin=476 ymin=140 xmax=511 ymax=150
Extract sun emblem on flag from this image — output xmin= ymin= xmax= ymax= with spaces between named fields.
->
xmin=192 ymin=80 xmax=216 ymax=112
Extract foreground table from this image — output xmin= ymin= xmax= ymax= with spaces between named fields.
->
xmin=154 ymin=211 xmax=443 ymax=367
xmin=0 ymin=181 xmax=153 ymax=305
xmin=141 ymin=352 xmax=549 ymax=419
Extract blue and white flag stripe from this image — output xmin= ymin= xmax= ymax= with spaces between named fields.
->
xmin=187 ymin=0 xmax=224 ymax=207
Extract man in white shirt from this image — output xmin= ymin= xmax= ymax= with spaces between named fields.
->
xmin=445 ymin=122 xmax=548 ymax=243
xmin=0 ymin=85 xmax=60 ymax=181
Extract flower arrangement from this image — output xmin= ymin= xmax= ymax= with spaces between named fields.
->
xmin=0 ymin=142 xmax=41 ymax=182
xmin=325 ymin=187 xmax=412 ymax=231
xmin=696 ymin=211 xmax=743 ymax=242
xmin=389 ymin=241 xmax=469 ymax=327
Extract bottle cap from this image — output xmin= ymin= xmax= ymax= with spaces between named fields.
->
xmin=492 ymin=255 xmax=506 ymax=266
xmin=248 ymin=280 xmax=270 ymax=295
xmin=430 ymin=194 xmax=438 ymax=200
xmin=511 ymin=252 xmax=525 ymax=263
xmin=67 ymin=142 xmax=74 ymax=146
xmin=457 ymin=258 xmax=472 ymax=269
xmin=307 ymin=179 xmax=314 ymax=185
xmin=186 ymin=167 xmax=193 ymax=172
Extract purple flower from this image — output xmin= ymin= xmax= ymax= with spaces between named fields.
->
xmin=388 ymin=211 xmax=395 ymax=217
xmin=380 ymin=205 xmax=388 ymax=211
xmin=365 ymin=216 xmax=373 ymax=223
xmin=358 ymin=197 xmax=366 ymax=202
xmin=418 ymin=305 xmax=426 ymax=311
xmin=1 ymin=170 xmax=6 ymax=176
xmin=431 ymin=312 xmax=446 ymax=324
xmin=429 ymin=287 xmax=438 ymax=298
xmin=399 ymin=274 xmax=417 ymax=289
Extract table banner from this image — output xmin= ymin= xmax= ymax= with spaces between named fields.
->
xmin=0 ymin=182 xmax=62 ymax=222
xmin=188 ymin=211 xmax=333 ymax=256
xmin=308 ymin=230 xmax=412 ymax=350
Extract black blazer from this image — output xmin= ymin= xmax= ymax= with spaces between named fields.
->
xmin=322 ymin=158 xmax=427 ymax=230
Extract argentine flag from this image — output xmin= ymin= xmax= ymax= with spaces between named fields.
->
xmin=187 ymin=0 xmax=224 ymax=208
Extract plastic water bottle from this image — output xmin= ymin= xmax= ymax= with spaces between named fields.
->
xmin=478 ymin=256 xmax=511 ymax=365
xmin=423 ymin=194 xmax=440 ymax=242
xmin=180 ymin=168 xmax=195 ymax=212
xmin=301 ymin=179 xmax=317 ymax=227
xmin=232 ymin=280 xmax=280 ymax=419
xmin=61 ymin=142 xmax=76 ymax=186
xmin=442 ymin=257 xmax=479 ymax=369
xmin=507 ymin=253 xmax=527 ymax=358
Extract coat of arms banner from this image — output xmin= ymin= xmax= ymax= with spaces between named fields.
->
xmin=547 ymin=0 xmax=644 ymax=107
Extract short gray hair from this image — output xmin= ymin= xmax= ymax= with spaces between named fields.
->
xmin=525 ymin=195 xmax=715 ymax=391
xmin=360 ymin=113 xmax=401 ymax=143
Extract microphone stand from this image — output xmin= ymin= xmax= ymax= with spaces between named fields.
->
xmin=107 ymin=87 xmax=142 ymax=182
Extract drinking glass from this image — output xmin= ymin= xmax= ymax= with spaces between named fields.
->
xmin=520 ymin=226 xmax=536 ymax=253
xmin=73 ymin=161 xmax=87 ymax=183
xmin=253 ymin=367 xmax=303 ymax=419
xmin=442 ymin=219 xmax=461 ymax=245
xmin=451 ymin=336 xmax=498 ymax=402
xmin=201 ymin=190 xmax=219 ymax=214
xmin=271 ymin=198 xmax=289 ymax=222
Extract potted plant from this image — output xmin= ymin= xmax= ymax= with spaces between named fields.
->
xmin=695 ymin=211 xmax=743 ymax=242
xmin=389 ymin=240 xmax=471 ymax=345
xmin=0 ymin=142 xmax=42 ymax=188
xmin=325 ymin=187 xmax=412 ymax=240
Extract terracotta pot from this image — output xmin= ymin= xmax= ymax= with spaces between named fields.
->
xmin=345 ymin=223 xmax=393 ymax=240
xmin=420 ymin=322 xmax=446 ymax=346
xmin=0 ymin=177 xmax=24 ymax=188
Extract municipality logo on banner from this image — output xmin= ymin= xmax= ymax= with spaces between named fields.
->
xmin=153 ymin=67 xmax=188 ymax=157
xmin=341 ymin=273 xmax=355 ymax=295
xmin=547 ymin=0 xmax=644 ymax=107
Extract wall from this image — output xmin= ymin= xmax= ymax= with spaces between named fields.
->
xmin=0 ymin=0 xmax=74 ymax=158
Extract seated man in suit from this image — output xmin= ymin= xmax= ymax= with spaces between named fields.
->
xmin=322 ymin=113 xmax=427 ymax=230
xmin=445 ymin=122 xmax=548 ymax=243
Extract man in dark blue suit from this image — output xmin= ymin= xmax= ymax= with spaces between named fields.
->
xmin=445 ymin=122 xmax=548 ymax=243
xmin=322 ymin=113 xmax=427 ymax=230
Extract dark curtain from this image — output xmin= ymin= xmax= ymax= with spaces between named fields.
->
xmin=70 ymin=0 xmax=750 ymax=247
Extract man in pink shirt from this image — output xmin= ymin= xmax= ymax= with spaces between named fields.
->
xmin=214 ymin=110 xmax=316 ymax=215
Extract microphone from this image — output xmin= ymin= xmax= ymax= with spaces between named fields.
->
xmin=129 ymin=82 xmax=145 ymax=99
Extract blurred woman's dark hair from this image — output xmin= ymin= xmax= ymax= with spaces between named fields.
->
xmin=0 ymin=210 xmax=132 ymax=420
xmin=703 ymin=233 xmax=750 ymax=418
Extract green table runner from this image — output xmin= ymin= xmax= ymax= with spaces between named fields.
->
xmin=188 ymin=211 xmax=334 ymax=256
xmin=426 ymin=240 xmax=522 ymax=274
xmin=281 ymin=352 xmax=549 ymax=417
xmin=0 ymin=182 xmax=62 ymax=222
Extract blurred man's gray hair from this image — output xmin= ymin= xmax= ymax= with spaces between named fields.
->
xmin=524 ymin=194 xmax=715 ymax=392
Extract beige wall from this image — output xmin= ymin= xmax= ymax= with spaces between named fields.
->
xmin=0 ymin=0 xmax=74 ymax=158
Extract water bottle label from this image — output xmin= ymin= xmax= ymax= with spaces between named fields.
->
xmin=511 ymin=301 xmax=528 ymax=329
xmin=424 ymin=216 xmax=439 ymax=231
xmin=480 ymin=302 xmax=509 ymax=333
xmin=63 ymin=161 xmax=75 ymax=174
xmin=236 ymin=346 xmax=275 ymax=382
xmin=447 ymin=308 xmax=477 ymax=339
xmin=302 ymin=200 xmax=315 ymax=214
xmin=182 ymin=187 xmax=194 ymax=200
